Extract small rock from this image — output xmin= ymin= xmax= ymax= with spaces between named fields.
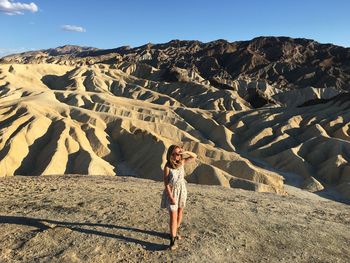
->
xmin=8 ymin=65 xmax=15 ymax=73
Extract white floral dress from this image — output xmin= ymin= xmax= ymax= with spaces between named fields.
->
xmin=161 ymin=165 xmax=187 ymax=211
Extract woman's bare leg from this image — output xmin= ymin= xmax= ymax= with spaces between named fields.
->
xmin=169 ymin=210 xmax=178 ymax=238
xmin=177 ymin=208 xmax=184 ymax=229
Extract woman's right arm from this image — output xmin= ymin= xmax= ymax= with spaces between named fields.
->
xmin=164 ymin=165 xmax=175 ymax=204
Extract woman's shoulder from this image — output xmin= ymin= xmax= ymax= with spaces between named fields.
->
xmin=164 ymin=162 xmax=174 ymax=171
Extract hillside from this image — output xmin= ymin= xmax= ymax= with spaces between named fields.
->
xmin=0 ymin=37 xmax=350 ymax=200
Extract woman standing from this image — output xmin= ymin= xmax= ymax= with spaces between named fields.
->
xmin=161 ymin=145 xmax=197 ymax=250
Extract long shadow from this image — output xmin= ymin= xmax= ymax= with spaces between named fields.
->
xmin=14 ymin=121 xmax=56 ymax=175
xmin=0 ymin=215 xmax=169 ymax=251
xmin=31 ymin=121 xmax=67 ymax=175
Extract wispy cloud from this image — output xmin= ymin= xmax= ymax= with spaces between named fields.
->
xmin=61 ymin=24 xmax=86 ymax=33
xmin=0 ymin=47 xmax=34 ymax=57
xmin=0 ymin=0 xmax=38 ymax=15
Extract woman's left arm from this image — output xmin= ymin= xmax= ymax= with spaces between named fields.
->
xmin=181 ymin=151 xmax=197 ymax=163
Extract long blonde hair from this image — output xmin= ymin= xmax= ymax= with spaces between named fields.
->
xmin=166 ymin=145 xmax=183 ymax=169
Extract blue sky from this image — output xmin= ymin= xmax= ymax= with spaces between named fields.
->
xmin=1 ymin=0 xmax=349 ymax=57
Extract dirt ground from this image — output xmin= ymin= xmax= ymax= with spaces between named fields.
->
xmin=0 ymin=175 xmax=349 ymax=263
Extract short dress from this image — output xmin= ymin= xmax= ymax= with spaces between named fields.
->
xmin=161 ymin=165 xmax=187 ymax=211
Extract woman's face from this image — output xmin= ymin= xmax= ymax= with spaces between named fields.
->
xmin=172 ymin=147 xmax=182 ymax=161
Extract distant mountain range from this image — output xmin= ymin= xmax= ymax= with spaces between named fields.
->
xmin=2 ymin=37 xmax=349 ymax=108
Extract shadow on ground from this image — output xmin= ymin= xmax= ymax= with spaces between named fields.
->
xmin=0 ymin=215 xmax=169 ymax=251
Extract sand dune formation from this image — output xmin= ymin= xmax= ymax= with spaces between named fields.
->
xmin=0 ymin=36 xmax=349 ymax=200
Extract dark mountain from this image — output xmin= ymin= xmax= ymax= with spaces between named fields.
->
xmin=1 ymin=37 xmax=350 ymax=107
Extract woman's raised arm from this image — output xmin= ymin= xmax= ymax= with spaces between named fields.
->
xmin=181 ymin=150 xmax=197 ymax=163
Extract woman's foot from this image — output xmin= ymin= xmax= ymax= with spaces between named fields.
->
xmin=176 ymin=228 xmax=182 ymax=240
xmin=169 ymin=236 xmax=178 ymax=250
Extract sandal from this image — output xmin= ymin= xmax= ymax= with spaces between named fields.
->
xmin=169 ymin=236 xmax=178 ymax=250
xmin=176 ymin=228 xmax=182 ymax=240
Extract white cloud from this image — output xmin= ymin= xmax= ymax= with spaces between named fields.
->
xmin=61 ymin=24 xmax=86 ymax=33
xmin=0 ymin=0 xmax=38 ymax=15
xmin=0 ymin=47 xmax=33 ymax=57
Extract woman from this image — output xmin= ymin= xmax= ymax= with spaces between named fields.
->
xmin=161 ymin=145 xmax=197 ymax=250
